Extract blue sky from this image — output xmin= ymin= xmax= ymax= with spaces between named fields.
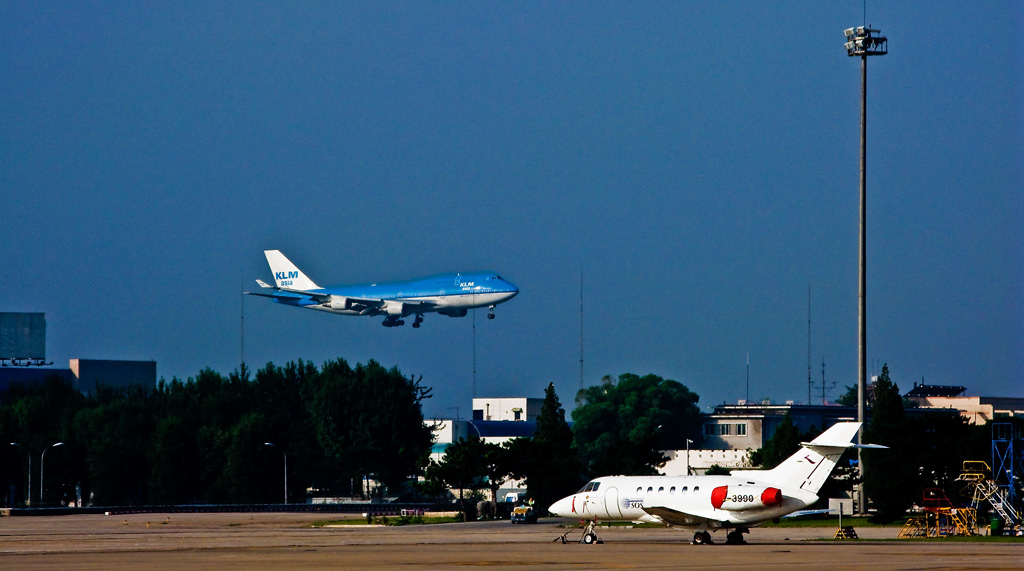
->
xmin=2 ymin=2 xmax=1021 ymax=418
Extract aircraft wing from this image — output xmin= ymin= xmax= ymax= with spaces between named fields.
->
xmin=783 ymin=509 xmax=833 ymax=518
xmin=245 ymin=279 xmax=441 ymax=315
xmin=245 ymin=290 xmax=309 ymax=300
xmin=642 ymin=506 xmax=728 ymax=527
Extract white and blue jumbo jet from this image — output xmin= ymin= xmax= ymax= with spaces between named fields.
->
xmin=548 ymin=422 xmax=882 ymax=545
xmin=247 ymin=250 xmax=518 ymax=328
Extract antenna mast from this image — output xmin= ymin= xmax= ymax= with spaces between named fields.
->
xmin=745 ymin=353 xmax=750 ymax=403
xmin=579 ymin=267 xmax=584 ymax=391
xmin=807 ymin=284 xmax=812 ymax=405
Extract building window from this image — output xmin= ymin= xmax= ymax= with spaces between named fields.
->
xmin=736 ymin=423 xmax=747 ymax=436
xmin=719 ymin=424 xmax=731 ymax=436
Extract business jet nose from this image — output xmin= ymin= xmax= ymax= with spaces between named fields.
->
xmin=548 ymin=495 xmax=573 ymax=517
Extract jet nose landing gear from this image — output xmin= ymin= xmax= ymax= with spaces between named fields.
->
xmin=487 ymin=305 xmax=496 ymax=319
xmin=692 ymin=531 xmax=713 ymax=545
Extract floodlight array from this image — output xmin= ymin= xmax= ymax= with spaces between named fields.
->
xmin=844 ymin=26 xmax=887 ymax=57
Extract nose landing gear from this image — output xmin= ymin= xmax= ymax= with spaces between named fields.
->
xmin=487 ymin=305 xmax=496 ymax=319
xmin=692 ymin=531 xmax=713 ymax=545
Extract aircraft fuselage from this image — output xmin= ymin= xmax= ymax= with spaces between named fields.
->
xmin=548 ymin=474 xmax=817 ymax=530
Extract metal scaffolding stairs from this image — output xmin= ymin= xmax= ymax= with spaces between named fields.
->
xmin=958 ymin=461 xmax=1020 ymax=530
xmin=898 ymin=488 xmax=977 ymax=538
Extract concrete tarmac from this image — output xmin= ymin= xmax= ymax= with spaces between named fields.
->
xmin=1 ymin=513 xmax=1022 ymax=570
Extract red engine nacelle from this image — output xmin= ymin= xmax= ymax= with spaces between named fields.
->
xmin=710 ymin=485 xmax=782 ymax=510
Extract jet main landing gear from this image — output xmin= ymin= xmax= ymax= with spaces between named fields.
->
xmin=412 ymin=315 xmax=423 ymax=328
xmin=725 ymin=530 xmax=747 ymax=545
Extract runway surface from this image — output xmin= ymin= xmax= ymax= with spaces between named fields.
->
xmin=2 ymin=513 xmax=1021 ymax=570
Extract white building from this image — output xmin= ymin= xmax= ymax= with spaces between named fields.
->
xmin=472 ymin=397 xmax=542 ymax=422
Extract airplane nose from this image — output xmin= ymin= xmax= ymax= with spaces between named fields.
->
xmin=548 ymin=496 xmax=572 ymax=517
xmin=501 ymin=281 xmax=519 ymax=300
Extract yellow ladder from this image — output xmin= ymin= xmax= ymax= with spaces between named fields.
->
xmin=834 ymin=526 xmax=858 ymax=539
xmin=897 ymin=518 xmax=925 ymax=538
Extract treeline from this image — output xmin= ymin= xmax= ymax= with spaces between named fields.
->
xmin=0 ymin=359 xmax=433 ymax=507
xmin=0 ymin=367 xmax=706 ymax=510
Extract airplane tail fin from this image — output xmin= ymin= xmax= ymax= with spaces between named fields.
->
xmin=732 ymin=422 xmax=868 ymax=495
xmin=263 ymin=250 xmax=322 ymax=291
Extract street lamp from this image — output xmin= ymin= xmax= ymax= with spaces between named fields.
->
xmin=40 ymin=442 xmax=64 ymax=506
xmin=264 ymin=443 xmax=287 ymax=504
xmin=844 ymin=24 xmax=887 ymax=516
xmin=8 ymin=443 xmax=29 ymax=507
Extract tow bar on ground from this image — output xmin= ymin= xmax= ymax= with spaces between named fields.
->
xmin=553 ymin=519 xmax=603 ymax=544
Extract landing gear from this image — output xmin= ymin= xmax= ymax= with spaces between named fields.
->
xmin=382 ymin=317 xmax=405 ymax=327
xmin=487 ymin=305 xmax=496 ymax=319
xmin=692 ymin=531 xmax=713 ymax=545
xmin=725 ymin=530 xmax=746 ymax=545
xmin=412 ymin=315 xmax=423 ymax=328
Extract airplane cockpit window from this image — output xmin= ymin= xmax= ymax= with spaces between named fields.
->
xmin=577 ymin=480 xmax=598 ymax=495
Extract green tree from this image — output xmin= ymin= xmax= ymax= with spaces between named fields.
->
xmin=0 ymin=375 xmax=86 ymax=506
xmin=836 ymin=385 xmax=859 ymax=408
xmin=308 ymin=359 xmax=433 ymax=495
xmin=863 ymin=364 xmax=916 ymax=523
xmin=479 ymin=441 xmax=514 ymax=518
xmin=572 ymin=373 xmax=702 ymax=477
xmin=506 ymin=383 xmax=583 ymax=512
xmin=72 ymin=386 xmax=153 ymax=504
xmin=425 ymin=436 xmax=490 ymax=520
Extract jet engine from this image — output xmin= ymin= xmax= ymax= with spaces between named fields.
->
xmin=710 ymin=486 xmax=782 ymax=510
xmin=328 ymin=296 xmax=350 ymax=310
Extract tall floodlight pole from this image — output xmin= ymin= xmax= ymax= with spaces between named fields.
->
xmin=40 ymin=442 xmax=64 ymax=506
xmin=844 ymin=24 xmax=887 ymax=515
xmin=264 ymin=443 xmax=287 ymax=504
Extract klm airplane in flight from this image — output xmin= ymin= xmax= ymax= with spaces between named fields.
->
xmin=247 ymin=250 xmax=519 ymax=328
